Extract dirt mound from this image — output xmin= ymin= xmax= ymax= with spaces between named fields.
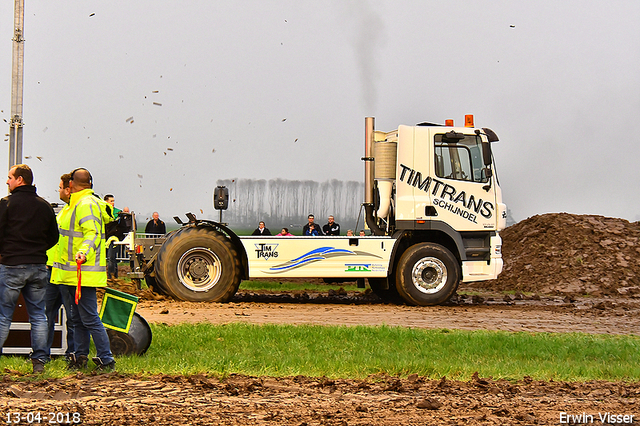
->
xmin=471 ymin=213 xmax=640 ymax=296
xmin=99 ymin=278 xmax=170 ymax=302
xmin=2 ymin=373 xmax=639 ymax=425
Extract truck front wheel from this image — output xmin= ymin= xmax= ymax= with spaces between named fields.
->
xmin=395 ymin=243 xmax=460 ymax=306
xmin=155 ymin=226 xmax=241 ymax=302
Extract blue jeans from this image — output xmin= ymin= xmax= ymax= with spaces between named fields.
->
xmin=45 ymin=268 xmax=76 ymax=359
xmin=0 ymin=264 xmax=49 ymax=362
xmin=59 ymin=285 xmax=114 ymax=364
xmin=107 ymin=242 xmax=119 ymax=279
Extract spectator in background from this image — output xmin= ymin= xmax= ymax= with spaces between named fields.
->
xmin=302 ymin=214 xmax=323 ymax=236
xmin=103 ymin=194 xmax=121 ymax=279
xmin=346 ymin=229 xmax=354 ymax=236
xmin=103 ymin=194 xmax=121 ymax=218
xmin=359 ymin=230 xmax=366 ymax=236
xmin=251 ymin=221 xmax=272 ymax=236
xmin=322 ymin=215 xmax=340 ymax=236
xmin=276 ymin=227 xmax=293 ymax=236
xmin=145 ymin=212 xmax=166 ymax=235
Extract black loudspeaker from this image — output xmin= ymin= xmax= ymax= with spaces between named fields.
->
xmin=213 ymin=186 xmax=229 ymax=210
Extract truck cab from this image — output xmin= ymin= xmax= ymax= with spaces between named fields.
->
xmin=363 ymin=116 xmax=505 ymax=304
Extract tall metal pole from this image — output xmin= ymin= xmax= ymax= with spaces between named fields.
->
xmin=9 ymin=0 xmax=25 ymax=169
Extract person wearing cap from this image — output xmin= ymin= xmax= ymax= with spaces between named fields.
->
xmin=0 ymin=164 xmax=59 ymax=374
xmin=50 ymin=168 xmax=115 ymax=371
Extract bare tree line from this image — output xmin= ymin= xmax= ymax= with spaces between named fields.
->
xmin=215 ymin=178 xmax=364 ymax=229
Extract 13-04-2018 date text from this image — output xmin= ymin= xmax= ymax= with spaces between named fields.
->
xmin=5 ymin=412 xmax=81 ymax=424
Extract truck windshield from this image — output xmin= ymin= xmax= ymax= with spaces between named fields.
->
xmin=434 ymin=134 xmax=489 ymax=183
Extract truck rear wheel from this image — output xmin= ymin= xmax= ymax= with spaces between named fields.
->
xmin=395 ymin=243 xmax=460 ymax=306
xmin=155 ymin=226 xmax=241 ymax=302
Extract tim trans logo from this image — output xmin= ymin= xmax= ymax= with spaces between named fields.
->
xmin=345 ymin=264 xmax=371 ymax=272
xmin=255 ymin=243 xmax=279 ymax=260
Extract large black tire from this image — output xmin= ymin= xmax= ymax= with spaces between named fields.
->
xmin=143 ymin=274 xmax=170 ymax=296
xmin=155 ymin=226 xmax=241 ymax=302
xmin=368 ymin=278 xmax=404 ymax=304
xmin=395 ymin=243 xmax=460 ymax=306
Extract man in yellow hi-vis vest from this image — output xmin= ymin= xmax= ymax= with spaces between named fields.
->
xmin=51 ymin=168 xmax=115 ymax=371
xmin=45 ymin=173 xmax=76 ymax=363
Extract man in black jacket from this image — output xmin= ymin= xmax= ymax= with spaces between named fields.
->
xmin=0 ymin=164 xmax=58 ymax=373
xmin=302 ymin=214 xmax=323 ymax=236
xmin=322 ymin=215 xmax=340 ymax=236
xmin=145 ymin=212 xmax=166 ymax=235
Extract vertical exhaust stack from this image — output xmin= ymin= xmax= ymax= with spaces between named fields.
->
xmin=363 ymin=117 xmax=385 ymax=235
xmin=375 ymin=140 xmax=397 ymax=219
xmin=364 ymin=117 xmax=375 ymax=205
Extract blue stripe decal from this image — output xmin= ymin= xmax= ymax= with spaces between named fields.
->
xmin=269 ymin=256 xmax=326 ymax=271
xmin=269 ymin=247 xmax=359 ymax=272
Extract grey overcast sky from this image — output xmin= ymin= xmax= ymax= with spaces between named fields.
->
xmin=1 ymin=1 xmax=639 ymax=223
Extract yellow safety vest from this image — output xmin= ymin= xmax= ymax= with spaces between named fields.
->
xmin=46 ymin=203 xmax=71 ymax=267
xmin=51 ymin=189 xmax=114 ymax=287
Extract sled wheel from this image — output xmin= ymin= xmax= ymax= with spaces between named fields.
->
xmin=107 ymin=312 xmax=152 ymax=356
xmin=155 ymin=226 xmax=241 ymax=302
xmin=395 ymin=243 xmax=460 ymax=306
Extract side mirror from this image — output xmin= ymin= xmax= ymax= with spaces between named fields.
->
xmin=475 ymin=128 xmax=497 ymax=166
xmin=482 ymin=141 xmax=492 ymax=166
xmin=481 ymin=128 xmax=499 ymax=143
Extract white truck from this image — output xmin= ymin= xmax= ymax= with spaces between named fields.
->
xmin=127 ymin=116 xmax=506 ymax=306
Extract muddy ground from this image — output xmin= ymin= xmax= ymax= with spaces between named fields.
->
xmin=136 ymin=290 xmax=640 ymax=335
xmin=2 ymin=372 xmax=639 ymax=425
xmin=2 ymin=213 xmax=639 ymax=424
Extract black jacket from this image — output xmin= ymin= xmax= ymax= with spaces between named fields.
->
xmin=145 ymin=219 xmax=166 ymax=235
xmin=252 ymin=227 xmax=271 ymax=236
xmin=322 ymin=222 xmax=340 ymax=236
xmin=0 ymin=185 xmax=59 ymax=265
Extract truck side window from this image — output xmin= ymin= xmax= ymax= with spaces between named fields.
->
xmin=434 ymin=134 xmax=488 ymax=183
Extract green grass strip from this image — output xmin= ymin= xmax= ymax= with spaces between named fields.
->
xmin=3 ymin=324 xmax=639 ymax=381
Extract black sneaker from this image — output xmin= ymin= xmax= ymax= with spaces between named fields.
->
xmin=67 ymin=354 xmax=88 ymax=370
xmin=31 ymin=359 xmax=45 ymax=374
xmin=92 ymin=357 xmax=116 ymax=372
xmin=64 ymin=353 xmax=74 ymax=365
